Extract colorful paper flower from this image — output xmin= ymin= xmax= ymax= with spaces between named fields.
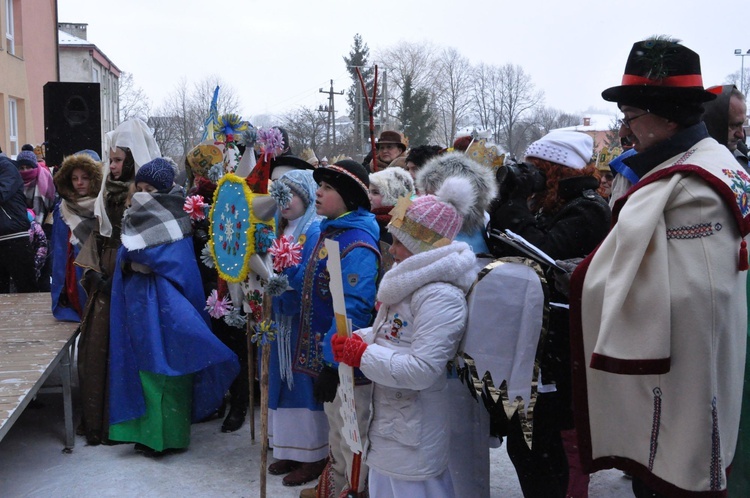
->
xmin=269 ymin=181 xmax=293 ymax=209
xmin=251 ymin=320 xmax=277 ymax=345
xmin=257 ymin=127 xmax=285 ymax=161
xmin=200 ymin=245 xmax=215 ymax=268
xmin=207 ymin=163 xmax=224 ymax=183
xmin=223 ymin=308 xmax=247 ymax=328
xmin=205 ymin=289 xmax=232 ymax=318
xmin=269 ymin=235 xmax=303 ymax=272
xmin=238 ymin=126 xmax=257 ymax=148
xmin=215 ymin=113 xmax=250 ymax=144
xmin=266 ymin=274 xmax=289 ymax=297
xmin=183 ymin=195 xmax=207 ymax=221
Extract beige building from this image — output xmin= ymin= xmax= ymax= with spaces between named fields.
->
xmin=0 ymin=0 xmax=58 ymax=156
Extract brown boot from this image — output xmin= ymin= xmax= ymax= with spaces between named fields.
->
xmin=298 ymin=486 xmax=317 ymax=498
xmin=283 ymin=458 xmax=327 ymax=487
xmin=269 ymin=459 xmax=302 ymax=475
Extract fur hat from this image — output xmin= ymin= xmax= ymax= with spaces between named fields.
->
xmin=376 ymin=130 xmax=408 ymax=151
xmin=16 ymin=150 xmax=38 ymax=169
xmin=369 ymin=167 xmax=414 ymax=207
xmin=602 ymin=38 xmax=715 ymax=126
xmin=135 ymin=157 xmax=175 ymax=192
xmin=388 ymin=176 xmax=475 ymax=254
xmin=313 ymin=159 xmax=371 ymax=211
xmin=525 ymin=131 xmax=593 ymax=170
xmin=54 ymin=152 xmax=103 ymax=200
xmin=415 ymin=152 xmax=497 ymax=233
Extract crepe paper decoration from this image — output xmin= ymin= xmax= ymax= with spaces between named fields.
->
xmin=269 ymin=235 xmax=302 ymax=272
xmin=254 ymin=223 xmax=275 ymax=254
xmin=200 ymin=245 xmax=215 ymax=268
xmin=208 ymin=163 xmax=224 ymax=183
xmin=251 ymin=320 xmax=278 ymax=346
xmin=257 ymin=128 xmax=285 ymax=162
xmin=201 ymin=86 xmax=220 ymax=142
xmin=215 ymin=113 xmax=250 ymax=144
xmin=269 ymin=181 xmax=293 ymax=209
xmin=223 ymin=307 xmax=247 ymax=328
xmin=209 ymin=174 xmax=254 ymax=283
xmin=206 ymin=289 xmax=232 ymax=319
xmin=184 ymin=195 xmax=207 ymax=221
xmin=266 ymin=274 xmax=289 ymax=297
xmin=238 ymin=126 xmax=258 ymax=148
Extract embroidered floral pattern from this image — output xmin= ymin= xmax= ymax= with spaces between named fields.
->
xmin=666 ymin=223 xmax=714 ymax=240
xmin=673 ymin=148 xmax=696 ymax=166
xmin=710 ymin=397 xmax=723 ymax=491
xmin=648 ymin=387 xmax=662 ymax=471
xmin=722 ymin=168 xmax=750 ymax=216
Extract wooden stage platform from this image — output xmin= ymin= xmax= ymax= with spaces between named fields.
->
xmin=0 ymin=293 xmax=78 ymax=451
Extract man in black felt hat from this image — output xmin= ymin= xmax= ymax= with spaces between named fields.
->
xmin=569 ymin=36 xmax=750 ymax=498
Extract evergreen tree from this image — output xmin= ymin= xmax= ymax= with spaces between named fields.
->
xmin=343 ymin=34 xmax=379 ymax=153
xmin=398 ymin=75 xmax=435 ymax=147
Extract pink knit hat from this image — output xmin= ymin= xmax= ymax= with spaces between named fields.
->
xmin=388 ymin=176 xmax=475 ymax=254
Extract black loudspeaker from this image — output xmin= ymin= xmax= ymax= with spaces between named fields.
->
xmin=43 ymin=82 xmax=101 ymax=167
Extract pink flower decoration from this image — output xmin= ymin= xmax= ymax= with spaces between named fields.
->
xmin=257 ymin=127 xmax=285 ymax=161
xmin=205 ymin=289 xmax=232 ymax=318
xmin=269 ymin=235 xmax=302 ymax=272
xmin=183 ymin=195 xmax=207 ymax=221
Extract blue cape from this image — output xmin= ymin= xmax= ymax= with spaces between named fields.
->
xmin=108 ymin=237 xmax=240 ymax=425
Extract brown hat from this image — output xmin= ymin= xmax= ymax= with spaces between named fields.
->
xmin=376 ymin=130 xmax=408 ymax=151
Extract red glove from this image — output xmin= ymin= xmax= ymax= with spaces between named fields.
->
xmin=331 ymin=334 xmax=368 ymax=368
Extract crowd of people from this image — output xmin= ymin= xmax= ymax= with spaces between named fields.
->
xmin=0 ymin=35 xmax=749 ymax=498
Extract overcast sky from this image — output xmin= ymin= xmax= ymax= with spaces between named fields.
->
xmin=59 ymin=0 xmax=747 ymax=125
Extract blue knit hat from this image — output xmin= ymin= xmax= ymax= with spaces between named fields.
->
xmin=16 ymin=150 xmax=38 ymax=169
xmin=135 ymin=157 xmax=175 ymax=192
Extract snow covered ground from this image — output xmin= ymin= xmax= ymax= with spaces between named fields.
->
xmin=0 ymin=382 xmax=634 ymax=497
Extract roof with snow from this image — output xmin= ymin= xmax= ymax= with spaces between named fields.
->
xmin=58 ymin=29 xmax=91 ymax=46
xmin=554 ymin=113 xmax=618 ymax=132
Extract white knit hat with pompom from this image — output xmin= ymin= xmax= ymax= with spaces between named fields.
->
xmin=388 ymin=176 xmax=475 ymax=254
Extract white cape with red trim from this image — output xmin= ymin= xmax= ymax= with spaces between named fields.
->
xmin=570 ymin=137 xmax=749 ymax=497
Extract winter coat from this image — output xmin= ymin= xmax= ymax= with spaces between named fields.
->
xmin=0 ymin=156 xmax=31 ymax=236
xmin=292 ymin=207 xmax=380 ymax=377
xmin=356 ymin=242 xmax=476 ymax=480
xmin=487 ymin=174 xmax=610 ymax=425
xmin=570 ymin=128 xmax=749 ymax=497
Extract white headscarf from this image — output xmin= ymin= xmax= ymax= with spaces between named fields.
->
xmin=94 ymin=118 xmax=161 ymax=237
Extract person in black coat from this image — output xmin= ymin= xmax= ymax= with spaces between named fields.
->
xmin=0 ymin=156 xmax=38 ymax=292
xmin=487 ymin=130 xmax=610 ymax=498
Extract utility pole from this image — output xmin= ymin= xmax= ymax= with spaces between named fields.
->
xmin=319 ymin=80 xmax=344 ymax=154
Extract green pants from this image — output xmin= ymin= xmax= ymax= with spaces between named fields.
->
xmin=109 ymin=371 xmax=193 ymax=452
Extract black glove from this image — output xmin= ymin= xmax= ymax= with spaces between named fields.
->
xmin=83 ymin=270 xmax=110 ymax=295
xmin=551 ymin=257 xmax=584 ymax=298
xmin=313 ymin=366 xmax=340 ymax=404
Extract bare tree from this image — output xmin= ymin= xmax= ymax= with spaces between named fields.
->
xmin=497 ymin=64 xmax=544 ymax=159
xmin=470 ymin=63 xmax=506 ymax=144
xmin=433 ymin=48 xmax=474 ymax=146
xmin=724 ymin=68 xmax=750 ymax=96
xmin=376 ymin=41 xmax=439 ymax=129
xmin=281 ymin=107 xmax=328 ymax=158
xmin=152 ymin=75 xmax=243 ymax=166
xmin=119 ymin=72 xmax=151 ymax=122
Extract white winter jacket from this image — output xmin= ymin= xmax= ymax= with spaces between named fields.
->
xmin=356 ymin=242 xmax=476 ymax=480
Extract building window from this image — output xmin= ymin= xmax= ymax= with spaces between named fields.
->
xmin=5 ymin=0 xmax=14 ymax=55
xmin=8 ymin=98 xmax=18 ymax=156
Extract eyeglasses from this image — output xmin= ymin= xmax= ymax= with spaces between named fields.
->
xmin=618 ymin=112 xmax=650 ymax=129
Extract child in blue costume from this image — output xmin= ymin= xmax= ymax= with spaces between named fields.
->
xmin=50 ymin=151 xmax=102 ymax=321
xmin=266 ymin=169 xmax=329 ymax=486
xmin=297 ymin=160 xmax=380 ymax=498
xmin=107 ymin=158 xmax=239 ymax=456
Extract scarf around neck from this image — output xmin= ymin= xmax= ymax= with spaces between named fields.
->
xmin=60 ymin=196 xmax=98 ymax=248
xmin=21 ymin=166 xmax=55 ymax=223
xmin=120 ymin=190 xmax=192 ymax=250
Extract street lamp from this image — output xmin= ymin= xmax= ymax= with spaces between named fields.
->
xmin=735 ymin=49 xmax=750 ymax=95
